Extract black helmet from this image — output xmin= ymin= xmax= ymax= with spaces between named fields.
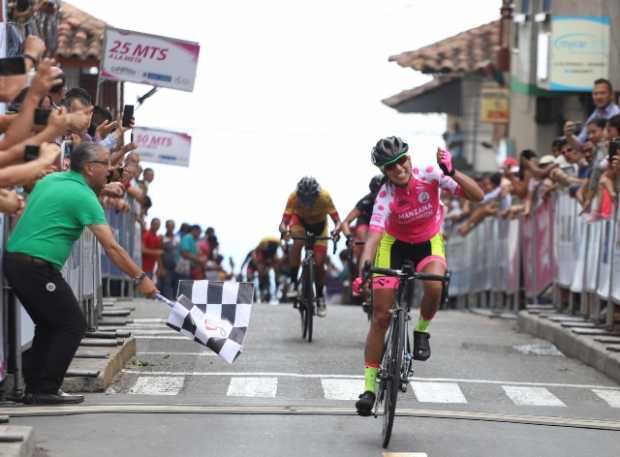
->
xmin=296 ymin=177 xmax=320 ymax=205
xmin=369 ymin=175 xmax=384 ymax=194
xmin=371 ymin=136 xmax=409 ymax=169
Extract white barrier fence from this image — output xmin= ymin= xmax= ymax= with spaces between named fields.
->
xmin=445 ymin=192 xmax=620 ymax=325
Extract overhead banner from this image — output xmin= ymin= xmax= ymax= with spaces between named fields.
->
xmin=540 ymin=16 xmax=610 ymax=92
xmin=101 ymin=26 xmax=200 ymax=92
xmin=134 ymin=127 xmax=192 ymax=167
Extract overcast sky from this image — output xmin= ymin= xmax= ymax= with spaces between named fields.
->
xmin=71 ymin=0 xmax=501 ymax=268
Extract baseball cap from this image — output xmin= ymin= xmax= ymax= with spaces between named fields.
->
xmin=502 ymin=157 xmax=518 ymax=168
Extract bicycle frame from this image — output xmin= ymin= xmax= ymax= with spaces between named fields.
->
xmin=288 ymin=232 xmax=338 ymax=342
xmin=363 ymin=261 xmax=449 ymax=448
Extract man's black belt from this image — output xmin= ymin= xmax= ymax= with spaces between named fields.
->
xmin=6 ymin=252 xmax=52 ymax=267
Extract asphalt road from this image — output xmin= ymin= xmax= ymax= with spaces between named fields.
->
xmin=11 ymin=298 xmax=620 ymax=457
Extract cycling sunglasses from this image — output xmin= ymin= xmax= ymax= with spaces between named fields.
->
xmin=383 ymin=155 xmax=409 ymax=171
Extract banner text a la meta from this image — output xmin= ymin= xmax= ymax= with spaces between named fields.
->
xmin=101 ymin=27 xmax=200 ymax=92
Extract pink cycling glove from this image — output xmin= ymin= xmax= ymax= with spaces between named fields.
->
xmin=438 ymin=149 xmax=455 ymax=177
xmin=352 ymin=277 xmax=363 ymax=296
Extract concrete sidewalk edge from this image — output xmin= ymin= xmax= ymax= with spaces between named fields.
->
xmin=518 ymin=311 xmax=620 ymax=384
xmin=62 ymin=337 xmax=136 ymax=393
xmin=0 ymin=425 xmax=34 ymax=457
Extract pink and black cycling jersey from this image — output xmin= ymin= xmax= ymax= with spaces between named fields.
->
xmin=369 ymin=164 xmax=462 ymax=244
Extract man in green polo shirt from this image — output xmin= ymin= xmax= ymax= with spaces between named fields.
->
xmin=4 ymin=142 xmax=157 ymax=405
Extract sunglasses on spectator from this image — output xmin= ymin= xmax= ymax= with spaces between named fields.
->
xmin=89 ymin=160 xmax=108 ymax=166
xmin=384 ymin=155 xmax=409 ymax=171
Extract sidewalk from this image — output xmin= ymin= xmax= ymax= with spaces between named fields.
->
xmin=0 ymin=298 xmax=137 ymax=457
xmin=518 ymin=304 xmax=620 ymax=383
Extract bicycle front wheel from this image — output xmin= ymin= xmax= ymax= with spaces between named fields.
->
xmin=302 ymin=264 xmax=315 ymax=342
xmin=382 ymin=312 xmax=403 ymax=448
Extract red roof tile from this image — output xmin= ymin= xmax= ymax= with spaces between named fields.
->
xmin=56 ymin=2 xmax=106 ymax=62
xmin=389 ymin=20 xmax=500 ymax=75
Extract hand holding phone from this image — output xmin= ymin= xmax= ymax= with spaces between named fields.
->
xmin=608 ymin=137 xmax=620 ymax=162
xmin=34 ymin=108 xmax=51 ymax=126
xmin=122 ymin=104 xmax=134 ymax=128
xmin=24 ymin=145 xmax=40 ymax=162
xmin=0 ymin=57 xmax=26 ymax=76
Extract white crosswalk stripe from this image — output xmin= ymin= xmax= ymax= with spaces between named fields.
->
xmin=129 ymin=376 xmax=185 ymax=395
xmin=321 ymin=379 xmax=364 ymax=400
xmin=592 ymin=389 xmax=620 ymax=408
xmin=118 ymin=371 xmax=619 ymax=408
xmin=227 ymin=377 xmax=278 ymax=398
xmin=502 ymin=385 xmax=566 ymax=407
xmin=410 ymin=381 xmax=467 ymax=404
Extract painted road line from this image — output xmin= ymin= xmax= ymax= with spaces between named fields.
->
xmin=126 ymin=324 xmax=170 ymax=329
xmin=128 ymin=330 xmax=178 ymax=335
xmin=592 ymin=389 xmax=620 ymax=408
xmin=132 ymin=318 xmax=167 ymax=323
xmin=383 ymin=452 xmax=428 ymax=457
xmin=118 ymin=370 xmax=620 ymax=391
xmin=321 ymin=379 xmax=364 ymax=400
xmin=129 ymin=376 xmax=184 ymax=395
xmin=137 ymin=351 xmax=216 ymax=357
xmin=227 ymin=377 xmax=277 ymax=398
xmin=502 ymin=386 xmax=566 ymax=407
xmin=133 ymin=336 xmax=195 ymax=341
xmin=410 ymin=381 xmax=467 ymax=404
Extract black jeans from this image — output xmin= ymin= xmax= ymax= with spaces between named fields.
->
xmin=3 ymin=253 xmax=87 ymax=394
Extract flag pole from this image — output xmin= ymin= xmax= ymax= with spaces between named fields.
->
xmin=154 ymin=293 xmax=175 ymax=308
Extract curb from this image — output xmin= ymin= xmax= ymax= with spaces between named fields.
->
xmin=0 ymin=425 xmax=34 ymax=457
xmin=518 ymin=311 xmax=620 ymax=383
xmin=62 ymin=337 xmax=136 ymax=392
xmin=468 ymin=307 xmax=518 ymax=320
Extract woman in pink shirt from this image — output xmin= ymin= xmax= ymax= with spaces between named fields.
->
xmin=354 ymin=136 xmax=483 ymax=416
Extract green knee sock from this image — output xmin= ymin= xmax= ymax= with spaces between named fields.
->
xmin=415 ymin=317 xmax=431 ymax=332
xmin=364 ymin=366 xmax=379 ymax=393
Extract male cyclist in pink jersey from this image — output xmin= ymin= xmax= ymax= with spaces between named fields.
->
xmin=354 ymin=136 xmax=483 ymax=416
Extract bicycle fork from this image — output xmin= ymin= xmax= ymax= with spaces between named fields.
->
xmin=401 ymin=312 xmax=414 ymax=392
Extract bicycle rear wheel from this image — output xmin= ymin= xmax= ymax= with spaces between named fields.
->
xmin=382 ymin=312 xmax=402 ymax=448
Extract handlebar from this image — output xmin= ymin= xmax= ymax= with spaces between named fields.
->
xmin=286 ymin=233 xmax=340 ymax=255
xmin=362 ymin=261 xmax=449 ymax=284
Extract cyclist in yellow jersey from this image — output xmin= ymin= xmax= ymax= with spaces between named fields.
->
xmin=279 ymin=177 xmax=341 ymax=317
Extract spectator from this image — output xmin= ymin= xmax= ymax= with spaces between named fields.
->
xmin=564 ymin=78 xmax=619 ymax=149
xmin=142 ymin=217 xmax=163 ymax=280
xmin=159 ymin=219 xmax=180 ymax=300
xmin=177 ymin=224 xmax=206 ymax=280
xmin=3 ymin=142 xmax=157 ymax=405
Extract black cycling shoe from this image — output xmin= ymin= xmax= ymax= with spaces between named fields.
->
xmin=413 ymin=330 xmax=431 ymax=361
xmin=355 ymin=391 xmax=376 ymax=416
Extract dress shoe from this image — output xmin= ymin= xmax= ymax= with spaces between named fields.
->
xmin=23 ymin=390 xmax=84 ymax=405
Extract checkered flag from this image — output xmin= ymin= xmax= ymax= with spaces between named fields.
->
xmin=155 ymin=280 xmax=254 ymax=363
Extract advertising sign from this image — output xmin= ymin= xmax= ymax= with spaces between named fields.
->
xmin=480 ymin=84 xmax=509 ymax=124
xmin=102 ymin=26 xmax=200 ymax=92
xmin=133 ymin=127 xmax=192 ymax=167
xmin=541 ymin=16 xmax=609 ymax=92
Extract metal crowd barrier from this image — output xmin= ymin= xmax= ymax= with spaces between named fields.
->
xmin=445 ymin=188 xmax=620 ymax=327
xmin=446 ymin=215 xmax=521 ymax=312
xmin=100 ymin=197 xmax=142 ymax=297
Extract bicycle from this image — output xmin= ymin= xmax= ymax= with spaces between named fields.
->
xmin=288 ymin=232 xmax=338 ymax=342
xmin=344 ymin=236 xmax=372 ymax=319
xmin=361 ymin=261 xmax=449 ymax=448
